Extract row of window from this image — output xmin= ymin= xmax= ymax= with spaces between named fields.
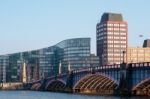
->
xmin=97 ymin=32 xmax=126 ymax=36
xmin=106 ymin=41 xmax=126 ymax=44
xmin=108 ymin=53 xmax=124 ymax=57
xmin=110 ymin=28 xmax=126 ymax=31
xmin=97 ymin=27 xmax=126 ymax=32
xmin=108 ymin=58 xmax=124 ymax=61
xmin=64 ymin=47 xmax=90 ymax=51
xmin=128 ymin=58 xmax=150 ymax=61
xmin=129 ymin=49 xmax=150 ymax=53
xmin=107 ymin=36 xmax=127 ymax=39
xmin=108 ymin=45 xmax=126 ymax=48
xmin=97 ymin=23 xmax=127 ymax=28
xmin=97 ymin=35 xmax=127 ymax=40
xmin=65 ymin=50 xmax=90 ymax=54
xmin=107 ymin=49 xmax=126 ymax=52
xmin=108 ymin=32 xmax=126 ymax=35
xmin=128 ymin=53 xmax=150 ymax=56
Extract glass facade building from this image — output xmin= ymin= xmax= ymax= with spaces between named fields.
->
xmin=0 ymin=55 xmax=8 ymax=83
xmin=56 ymin=38 xmax=91 ymax=69
xmin=0 ymin=38 xmax=99 ymax=82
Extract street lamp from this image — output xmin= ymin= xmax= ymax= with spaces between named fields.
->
xmin=139 ymin=35 xmax=143 ymax=47
xmin=123 ymin=51 xmax=126 ymax=63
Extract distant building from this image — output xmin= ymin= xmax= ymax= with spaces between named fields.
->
xmin=96 ymin=12 xmax=128 ymax=65
xmin=127 ymin=47 xmax=150 ymax=63
xmin=143 ymin=39 xmax=150 ymax=47
xmin=0 ymin=38 xmax=99 ymax=82
xmin=0 ymin=55 xmax=9 ymax=83
xmin=39 ymin=38 xmax=93 ymax=77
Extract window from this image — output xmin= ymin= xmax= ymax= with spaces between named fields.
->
xmin=114 ymin=37 xmax=119 ymax=39
xmin=120 ymin=37 xmax=126 ymax=39
xmin=108 ymin=41 xmax=113 ymax=43
xmin=108 ymin=32 xmax=113 ymax=35
xmin=114 ymin=24 xmax=119 ymax=27
xmin=114 ymin=41 xmax=120 ymax=43
xmin=107 ymin=28 xmax=113 ymax=31
xmin=120 ymin=32 xmax=126 ymax=35
xmin=107 ymin=36 xmax=113 ymax=39
xmin=114 ymin=28 xmax=119 ymax=31
xmin=107 ymin=24 xmax=113 ymax=26
xmin=114 ymin=45 xmax=120 ymax=47
xmin=114 ymin=32 xmax=119 ymax=35
xmin=120 ymin=41 xmax=126 ymax=43
xmin=120 ymin=28 xmax=126 ymax=31
xmin=108 ymin=45 xmax=113 ymax=47
xmin=120 ymin=24 xmax=126 ymax=27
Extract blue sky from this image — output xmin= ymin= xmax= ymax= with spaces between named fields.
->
xmin=0 ymin=0 xmax=150 ymax=55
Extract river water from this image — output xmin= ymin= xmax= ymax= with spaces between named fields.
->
xmin=0 ymin=91 xmax=148 ymax=99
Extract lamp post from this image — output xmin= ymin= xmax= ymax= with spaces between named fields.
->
xmin=123 ymin=51 xmax=126 ymax=64
xmin=139 ymin=35 xmax=143 ymax=47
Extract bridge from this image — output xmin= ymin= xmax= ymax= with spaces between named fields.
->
xmin=26 ymin=62 xmax=150 ymax=96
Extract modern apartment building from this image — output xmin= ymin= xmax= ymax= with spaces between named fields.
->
xmin=0 ymin=38 xmax=99 ymax=82
xmin=96 ymin=12 xmax=128 ymax=65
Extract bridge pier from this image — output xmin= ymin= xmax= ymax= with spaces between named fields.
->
xmin=65 ymin=71 xmax=74 ymax=93
xmin=116 ymin=63 xmax=132 ymax=96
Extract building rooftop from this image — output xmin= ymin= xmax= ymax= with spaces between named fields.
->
xmin=100 ymin=12 xmax=123 ymax=23
xmin=143 ymin=39 xmax=150 ymax=47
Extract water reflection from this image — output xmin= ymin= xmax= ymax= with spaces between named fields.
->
xmin=0 ymin=91 xmax=149 ymax=99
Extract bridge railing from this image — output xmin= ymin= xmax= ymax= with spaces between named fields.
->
xmin=129 ymin=62 xmax=150 ymax=68
xmin=30 ymin=62 xmax=150 ymax=84
xmin=73 ymin=64 xmax=121 ymax=74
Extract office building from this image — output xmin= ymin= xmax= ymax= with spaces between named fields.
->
xmin=0 ymin=38 xmax=99 ymax=82
xmin=96 ymin=12 xmax=128 ymax=65
xmin=127 ymin=40 xmax=150 ymax=63
xmin=127 ymin=47 xmax=150 ymax=63
xmin=0 ymin=55 xmax=9 ymax=83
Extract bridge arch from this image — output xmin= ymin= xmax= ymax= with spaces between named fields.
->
xmin=45 ymin=79 xmax=66 ymax=91
xmin=31 ymin=83 xmax=41 ymax=91
xmin=73 ymin=74 xmax=118 ymax=95
xmin=132 ymin=77 xmax=150 ymax=96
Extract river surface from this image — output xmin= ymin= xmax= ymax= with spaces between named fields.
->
xmin=0 ymin=91 xmax=149 ymax=99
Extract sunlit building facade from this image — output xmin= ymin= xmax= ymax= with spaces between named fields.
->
xmin=96 ymin=12 xmax=128 ymax=65
xmin=127 ymin=47 xmax=150 ymax=63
